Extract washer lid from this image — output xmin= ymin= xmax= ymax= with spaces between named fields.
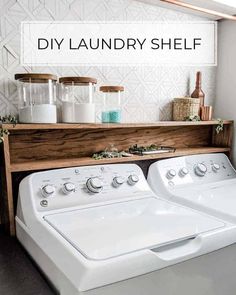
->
xmin=173 ymin=181 xmax=236 ymax=222
xmin=44 ymin=197 xmax=224 ymax=260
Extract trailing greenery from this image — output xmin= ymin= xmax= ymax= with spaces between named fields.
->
xmin=0 ymin=115 xmax=17 ymax=143
xmin=185 ymin=116 xmax=224 ymax=134
xmin=185 ymin=115 xmax=201 ymax=122
xmin=215 ymin=118 xmax=224 ymax=134
xmin=92 ymin=150 xmax=125 ymax=160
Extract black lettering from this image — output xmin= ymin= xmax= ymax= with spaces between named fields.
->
xmin=101 ymin=38 xmax=112 ymax=50
xmin=90 ymin=38 xmax=100 ymax=50
xmin=38 ymin=38 xmax=49 ymax=50
xmin=184 ymin=38 xmax=192 ymax=50
xmin=174 ymin=38 xmax=182 ymax=50
xmin=151 ymin=38 xmax=160 ymax=50
xmin=127 ymin=38 xmax=136 ymax=49
xmin=69 ymin=38 xmax=76 ymax=49
xmin=161 ymin=38 xmax=171 ymax=50
xmin=194 ymin=38 xmax=202 ymax=49
xmin=54 ymin=38 xmax=64 ymax=50
xmin=78 ymin=38 xmax=88 ymax=50
xmin=114 ymin=38 xmax=125 ymax=50
xmin=136 ymin=38 xmax=146 ymax=50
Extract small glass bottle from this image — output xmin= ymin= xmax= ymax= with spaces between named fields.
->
xmin=99 ymin=86 xmax=124 ymax=123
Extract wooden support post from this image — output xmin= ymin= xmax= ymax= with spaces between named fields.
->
xmin=2 ymin=134 xmax=15 ymax=235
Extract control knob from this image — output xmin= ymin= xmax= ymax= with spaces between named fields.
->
xmin=179 ymin=167 xmax=189 ymax=177
xmin=112 ymin=176 xmax=125 ymax=188
xmin=212 ymin=163 xmax=220 ymax=173
xmin=86 ymin=177 xmax=103 ymax=193
xmin=195 ymin=163 xmax=207 ymax=177
xmin=62 ymin=182 xmax=75 ymax=194
xmin=41 ymin=184 xmax=55 ymax=198
xmin=127 ymin=174 xmax=139 ymax=186
xmin=166 ymin=169 xmax=176 ymax=179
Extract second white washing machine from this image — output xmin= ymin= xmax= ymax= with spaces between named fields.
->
xmin=147 ymin=153 xmax=236 ymax=223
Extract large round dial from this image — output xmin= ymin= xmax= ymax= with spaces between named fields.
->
xmin=112 ymin=176 xmax=125 ymax=188
xmin=212 ymin=163 xmax=220 ymax=173
xmin=62 ymin=182 xmax=75 ymax=194
xmin=166 ymin=169 xmax=176 ymax=179
xmin=195 ymin=163 xmax=207 ymax=177
xmin=41 ymin=184 xmax=55 ymax=198
xmin=86 ymin=177 xmax=103 ymax=193
xmin=127 ymin=174 xmax=139 ymax=186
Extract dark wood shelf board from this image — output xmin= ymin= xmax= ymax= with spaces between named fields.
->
xmin=10 ymin=146 xmax=230 ymax=172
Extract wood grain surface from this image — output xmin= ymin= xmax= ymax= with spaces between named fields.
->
xmin=8 ymin=125 xmax=212 ymax=163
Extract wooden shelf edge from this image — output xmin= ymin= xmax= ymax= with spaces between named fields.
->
xmin=10 ymin=147 xmax=230 ymax=172
xmin=2 ymin=120 xmax=233 ymax=130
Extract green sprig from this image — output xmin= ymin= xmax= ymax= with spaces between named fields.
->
xmin=216 ymin=118 xmax=224 ymax=134
xmin=0 ymin=115 xmax=17 ymax=143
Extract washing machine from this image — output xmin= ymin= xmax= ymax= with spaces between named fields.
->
xmin=16 ymin=163 xmax=236 ymax=295
xmin=148 ymin=153 xmax=236 ymax=223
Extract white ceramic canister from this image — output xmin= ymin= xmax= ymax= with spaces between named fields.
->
xmin=15 ymin=73 xmax=57 ymax=123
xmin=59 ymin=76 xmax=97 ymax=123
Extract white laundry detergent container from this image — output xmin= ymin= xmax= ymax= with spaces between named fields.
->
xmin=15 ymin=73 xmax=57 ymax=123
xmin=60 ymin=76 xmax=97 ymax=123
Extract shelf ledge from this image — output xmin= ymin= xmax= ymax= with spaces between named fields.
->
xmin=10 ymin=146 xmax=230 ymax=172
xmin=1 ymin=120 xmax=233 ymax=130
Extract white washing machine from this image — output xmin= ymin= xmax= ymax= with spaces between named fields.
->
xmin=148 ymin=153 xmax=236 ymax=223
xmin=16 ymin=163 xmax=236 ymax=295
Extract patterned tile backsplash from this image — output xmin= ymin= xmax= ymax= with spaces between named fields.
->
xmin=0 ymin=0 xmax=216 ymax=122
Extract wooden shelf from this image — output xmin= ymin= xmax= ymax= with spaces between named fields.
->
xmin=1 ymin=119 xmax=233 ymax=236
xmin=10 ymin=146 xmax=230 ymax=172
xmin=1 ymin=120 xmax=233 ymax=130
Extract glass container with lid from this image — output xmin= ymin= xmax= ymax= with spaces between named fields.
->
xmin=99 ymin=86 xmax=124 ymax=123
xmin=59 ymin=77 xmax=97 ymax=123
xmin=15 ymin=73 xmax=57 ymax=123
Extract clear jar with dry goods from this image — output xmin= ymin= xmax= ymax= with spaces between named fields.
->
xmin=59 ymin=77 xmax=97 ymax=123
xmin=100 ymin=86 xmax=124 ymax=123
xmin=15 ymin=73 xmax=57 ymax=123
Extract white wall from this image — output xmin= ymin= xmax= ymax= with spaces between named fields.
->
xmin=215 ymin=20 xmax=236 ymax=163
xmin=0 ymin=0 xmax=216 ymax=122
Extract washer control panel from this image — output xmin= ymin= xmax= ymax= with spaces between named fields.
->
xmin=26 ymin=164 xmax=150 ymax=212
xmin=148 ymin=153 xmax=236 ymax=189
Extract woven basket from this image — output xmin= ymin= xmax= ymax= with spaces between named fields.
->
xmin=173 ymin=97 xmax=200 ymax=121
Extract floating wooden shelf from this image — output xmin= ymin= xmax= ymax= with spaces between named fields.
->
xmin=1 ymin=120 xmax=233 ymax=130
xmin=10 ymin=146 xmax=231 ymax=172
xmin=0 ymin=120 xmax=234 ymax=236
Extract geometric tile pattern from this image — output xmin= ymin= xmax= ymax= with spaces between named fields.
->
xmin=0 ymin=0 xmax=216 ymax=122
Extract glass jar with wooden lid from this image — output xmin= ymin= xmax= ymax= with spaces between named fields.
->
xmin=59 ymin=76 xmax=97 ymax=123
xmin=99 ymin=86 xmax=124 ymax=123
xmin=15 ymin=73 xmax=57 ymax=123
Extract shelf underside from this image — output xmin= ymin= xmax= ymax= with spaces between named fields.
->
xmin=10 ymin=146 xmax=230 ymax=172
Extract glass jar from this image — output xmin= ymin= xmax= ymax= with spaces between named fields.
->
xmin=59 ymin=77 xmax=97 ymax=123
xmin=100 ymin=86 xmax=124 ymax=123
xmin=15 ymin=73 xmax=57 ymax=123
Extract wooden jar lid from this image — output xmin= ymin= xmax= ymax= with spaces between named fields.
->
xmin=59 ymin=77 xmax=97 ymax=85
xmin=99 ymin=86 xmax=124 ymax=92
xmin=15 ymin=73 xmax=57 ymax=82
